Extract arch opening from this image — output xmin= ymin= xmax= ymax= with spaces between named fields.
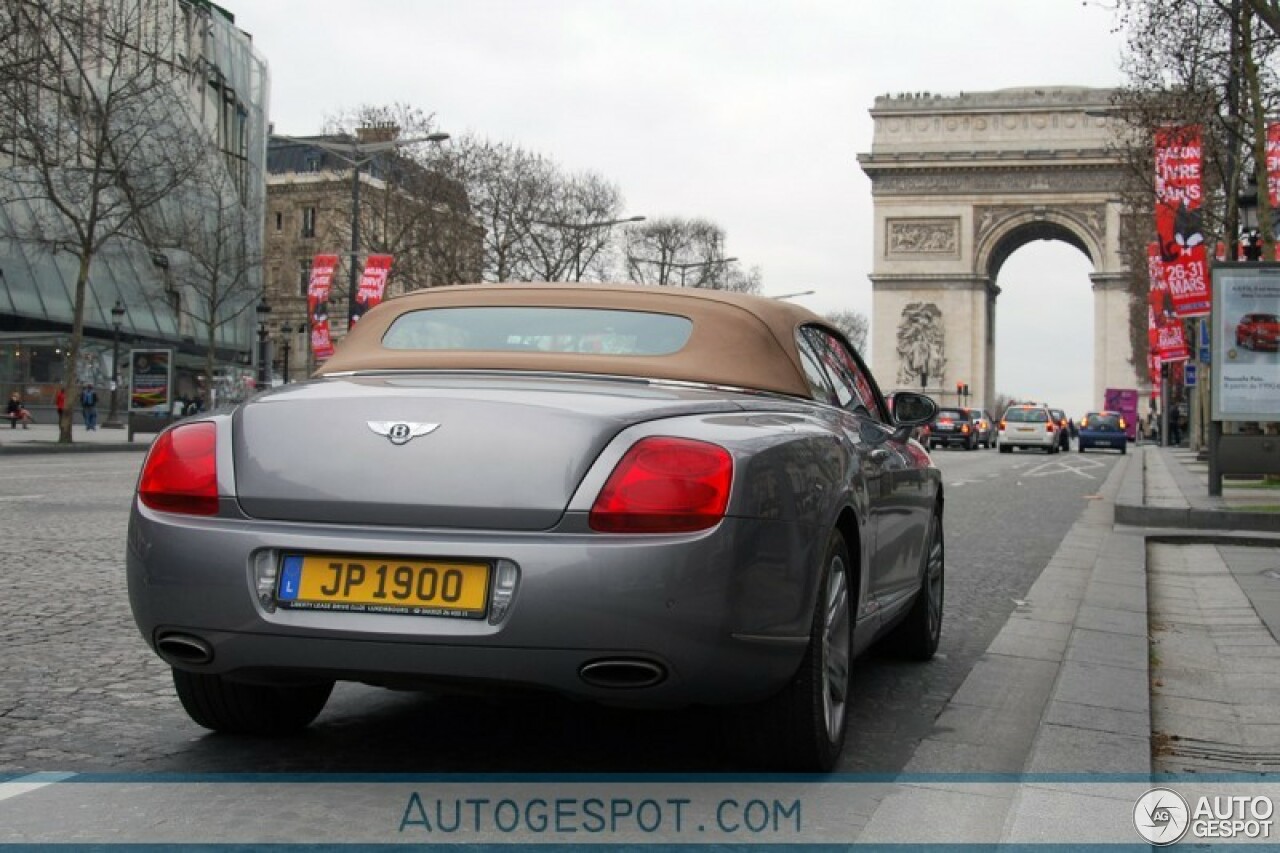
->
xmin=992 ymin=240 xmax=1097 ymax=419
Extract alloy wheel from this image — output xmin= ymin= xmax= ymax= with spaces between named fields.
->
xmin=925 ymin=518 xmax=944 ymax=643
xmin=821 ymin=553 xmax=851 ymax=744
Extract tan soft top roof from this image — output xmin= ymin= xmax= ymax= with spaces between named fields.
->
xmin=317 ymin=282 xmax=835 ymax=398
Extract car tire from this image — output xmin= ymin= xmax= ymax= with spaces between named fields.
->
xmin=1120 ymin=445 xmax=1127 ymax=455
xmin=743 ymin=530 xmax=852 ymax=772
xmin=883 ymin=507 xmax=944 ymax=661
xmin=1000 ymin=444 xmax=1012 ymax=454
xmin=1079 ymin=444 xmax=1086 ymax=453
xmin=172 ymin=668 xmax=333 ymax=734
xmin=1048 ymin=444 xmax=1058 ymax=454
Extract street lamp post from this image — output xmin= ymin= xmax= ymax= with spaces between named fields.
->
xmin=280 ymin=322 xmax=294 ymax=384
xmin=670 ymin=257 xmax=738 ymax=287
xmin=533 ymin=216 xmax=646 ymax=280
xmin=256 ymin=299 xmax=271 ymax=390
xmin=276 ymin=131 xmax=450 ymax=333
xmin=104 ymin=299 xmax=126 ymax=428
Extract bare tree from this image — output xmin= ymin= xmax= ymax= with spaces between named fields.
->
xmin=1111 ymin=0 xmax=1280 ymax=374
xmin=152 ymin=161 xmax=262 ymax=398
xmin=0 ymin=0 xmax=202 ymax=442
xmin=526 ymin=172 xmax=626 ymax=282
xmin=431 ymin=136 xmax=558 ymax=282
xmin=825 ymin=309 xmax=870 ymax=354
xmin=622 ymin=217 xmax=741 ymax=288
xmin=321 ymin=103 xmax=479 ymax=291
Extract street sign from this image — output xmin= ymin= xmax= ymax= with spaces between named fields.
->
xmin=1185 ymin=363 xmax=1197 ymax=387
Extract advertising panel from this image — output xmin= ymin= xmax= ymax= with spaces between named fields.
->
xmin=1104 ymin=388 xmax=1139 ymax=441
xmin=128 ymin=349 xmax=173 ymax=412
xmin=1211 ymin=263 xmax=1280 ymax=421
xmin=308 ymin=253 xmax=340 ymax=360
xmin=1154 ymin=126 xmax=1211 ymax=317
xmin=353 ymin=254 xmax=393 ymax=325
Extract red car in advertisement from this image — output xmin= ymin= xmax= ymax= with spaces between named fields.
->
xmin=1236 ymin=312 xmax=1280 ymax=352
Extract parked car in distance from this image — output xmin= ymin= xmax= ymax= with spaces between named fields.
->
xmin=967 ymin=409 xmax=996 ymax=449
xmin=998 ymin=403 xmax=1060 ymax=453
xmin=1078 ymin=410 xmax=1128 ymax=454
xmin=1236 ymin=312 xmax=1280 ymax=352
xmin=928 ymin=407 xmax=978 ymax=450
xmin=1048 ymin=408 xmax=1071 ymax=451
xmin=126 ymin=282 xmax=945 ymax=772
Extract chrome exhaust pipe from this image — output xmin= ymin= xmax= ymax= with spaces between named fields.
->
xmin=156 ymin=633 xmax=214 ymax=665
xmin=579 ymin=659 xmax=666 ymax=689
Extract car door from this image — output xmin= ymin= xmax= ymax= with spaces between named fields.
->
xmin=800 ymin=327 xmax=927 ymax=611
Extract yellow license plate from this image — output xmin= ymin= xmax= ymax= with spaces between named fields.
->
xmin=277 ymin=554 xmax=490 ymax=618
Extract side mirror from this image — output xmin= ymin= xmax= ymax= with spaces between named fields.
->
xmin=891 ymin=392 xmax=937 ymax=436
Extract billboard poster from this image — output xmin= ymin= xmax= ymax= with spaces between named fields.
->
xmin=1154 ymin=126 xmax=1211 ymax=317
xmin=353 ymin=254 xmax=393 ymax=325
xmin=128 ymin=349 xmax=172 ymax=412
xmin=1211 ymin=263 xmax=1280 ymax=421
xmin=308 ymin=253 xmax=339 ymax=360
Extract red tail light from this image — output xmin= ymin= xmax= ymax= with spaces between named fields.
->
xmin=1046 ymin=422 xmax=1056 ymax=432
xmin=999 ymin=419 xmax=1006 ymax=430
xmin=589 ymin=437 xmax=733 ymax=533
xmin=138 ymin=422 xmax=219 ymax=515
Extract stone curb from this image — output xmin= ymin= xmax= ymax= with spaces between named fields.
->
xmin=1113 ymin=447 xmax=1280 ymax=533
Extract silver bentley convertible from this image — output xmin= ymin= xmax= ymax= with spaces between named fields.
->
xmin=126 ymin=283 xmax=943 ymax=771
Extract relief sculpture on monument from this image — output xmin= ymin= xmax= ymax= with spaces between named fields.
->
xmin=896 ymin=302 xmax=947 ymax=386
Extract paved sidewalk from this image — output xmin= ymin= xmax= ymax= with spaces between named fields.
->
xmin=0 ymin=420 xmax=154 ymax=453
xmin=858 ymin=444 xmax=1280 ymax=843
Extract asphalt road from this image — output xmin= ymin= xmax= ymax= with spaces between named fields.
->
xmin=0 ymin=442 xmax=1119 ymax=773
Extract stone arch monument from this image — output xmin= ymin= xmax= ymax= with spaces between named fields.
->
xmin=858 ymin=87 xmax=1139 ymax=410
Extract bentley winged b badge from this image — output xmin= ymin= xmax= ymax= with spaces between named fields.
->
xmin=367 ymin=421 xmax=440 ymax=446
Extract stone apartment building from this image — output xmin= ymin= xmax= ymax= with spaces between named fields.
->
xmin=264 ymin=128 xmax=483 ymax=378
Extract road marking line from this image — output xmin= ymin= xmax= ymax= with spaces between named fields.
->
xmin=0 ymin=771 xmax=76 ymax=803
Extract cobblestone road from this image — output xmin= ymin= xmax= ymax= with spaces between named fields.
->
xmin=0 ymin=448 xmax=1115 ymax=773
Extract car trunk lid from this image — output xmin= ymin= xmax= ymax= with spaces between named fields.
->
xmin=232 ymin=374 xmax=745 ymax=530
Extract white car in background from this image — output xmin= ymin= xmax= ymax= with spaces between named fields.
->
xmin=998 ymin=404 xmax=1060 ymax=454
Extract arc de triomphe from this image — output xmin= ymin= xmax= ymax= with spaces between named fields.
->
xmin=858 ymin=87 xmax=1140 ymax=410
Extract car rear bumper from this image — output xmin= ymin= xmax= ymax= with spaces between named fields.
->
xmin=126 ymin=506 xmax=824 ymax=708
xmin=1079 ymin=432 xmax=1126 ymax=449
xmin=998 ymin=431 xmax=1055 ymax=448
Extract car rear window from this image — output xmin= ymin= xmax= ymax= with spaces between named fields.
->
xmin=381 ymin=307 xmax=694 ymax=355
xmin=1005 ymin=408 xmax=1048 ymax=423
xmin=1087 ymin=413 xmax=1122 ymax=429
xmin=936 ymin=408 xmax=967 ymax=420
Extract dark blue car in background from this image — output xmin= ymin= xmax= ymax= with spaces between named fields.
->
xmin=1078 ymin=411 xmax=1127 ymax=454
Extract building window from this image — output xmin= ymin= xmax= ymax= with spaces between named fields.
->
xmin=299 ymin=259 xmax=313 ymax=297
xmin=275 ymin=211 xmax=283 ymax=231
xmin=301 ymin=207 xmax=316 ymax=238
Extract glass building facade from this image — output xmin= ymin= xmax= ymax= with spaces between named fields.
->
xmin=0 ymin=0 xmax=269 ymax=413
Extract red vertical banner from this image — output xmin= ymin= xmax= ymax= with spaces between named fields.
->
xmin=307 ymin=253 xmax=339 ymax=360
xmin=1267 ymin=121 xmax=1280 ymax=210
xmin=1147 ymin=243 xmax=1190 ymax=364
xmin=353 ymin=254 xmax=393 ymax=324
xmin=1154 ymin=126 xmax=1211 ymax=317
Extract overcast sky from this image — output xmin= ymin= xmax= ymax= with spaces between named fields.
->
xmin=234 ymin=0 xmax=1127 ymax=416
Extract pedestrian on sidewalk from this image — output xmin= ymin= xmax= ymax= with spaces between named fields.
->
xmin=80 ymin=383 xmax=99 ymax=431
xmin=7 ymin=391 xmax=32 ymax=429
